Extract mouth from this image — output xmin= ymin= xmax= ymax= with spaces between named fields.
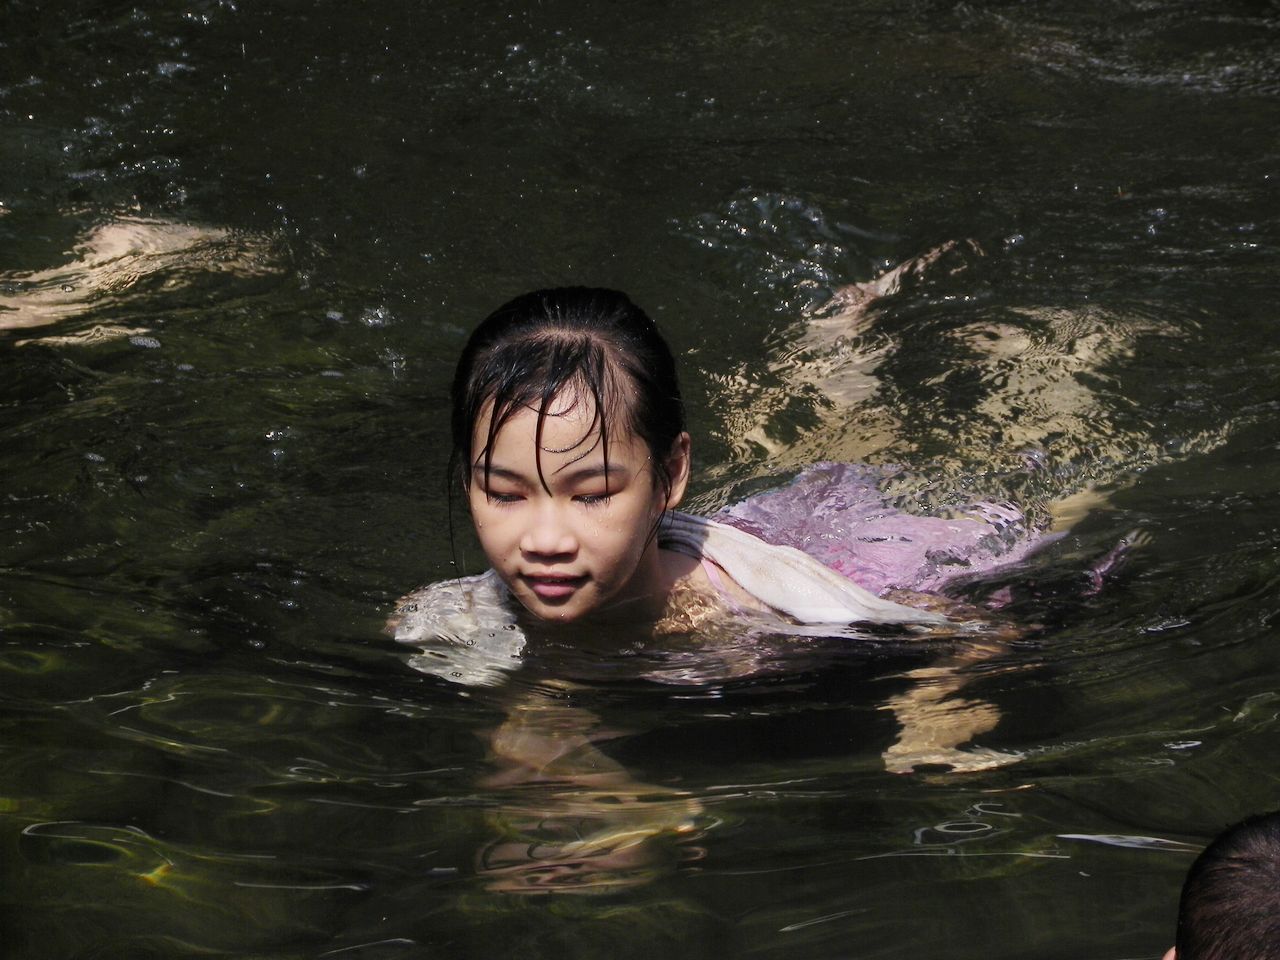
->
xmin=522 ymin=574 xmax=588 ymax=601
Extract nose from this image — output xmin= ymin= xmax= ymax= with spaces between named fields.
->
xmin=519 ymin=500 xmax=578 ymax=559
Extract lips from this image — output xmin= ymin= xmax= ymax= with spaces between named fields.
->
xmin=522 ymin=574 xmax=588 ymax=600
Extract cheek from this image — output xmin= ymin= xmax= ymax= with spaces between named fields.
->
xmin=606 ymin=501 xmax=662 ymax=560
xmin=466 ymin=499 xmax=506 ymax=549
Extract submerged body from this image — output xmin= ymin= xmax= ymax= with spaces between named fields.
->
xmin=393 ymin=284 xmax=1064 ymax=894
xmin=393 ymin=460 xmax=1046 ymax=685
xmin=715 ymin=461 xmax=1050 ymax=597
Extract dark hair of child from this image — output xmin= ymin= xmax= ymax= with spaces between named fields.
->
xmin=1174 ymin=810 xmax=1280 ymax=960
xmin=449 ymin=287 xmax=686 ymax=502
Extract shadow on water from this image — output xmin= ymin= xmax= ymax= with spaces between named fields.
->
xmin=1 ymin=0 xmax=1278 ymax=957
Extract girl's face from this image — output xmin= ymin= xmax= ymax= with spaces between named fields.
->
xmin=467 ymin=391 xmax=689 ymax=624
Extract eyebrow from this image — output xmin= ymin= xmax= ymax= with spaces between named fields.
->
xmin=471 ymin=464 xmax=524 ymax=484
xmin=471 ymin=462 xmax=628 ymax=484
xmin=554 ymin=463 xmax=628 ymax=483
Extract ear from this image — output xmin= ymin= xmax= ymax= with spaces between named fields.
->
xmin=661 ymin=432 xmax=692 ymax=510
xmin=1161 ymin=947 xmax=1176 ymax=960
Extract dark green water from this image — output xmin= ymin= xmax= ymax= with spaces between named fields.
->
xmin=2 ymin=1 xmax=1278 ymax=957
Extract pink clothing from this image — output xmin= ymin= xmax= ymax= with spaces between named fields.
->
xmin=699 ymin=556 xmax=753 ymax=615
xmin=714 ymin=462 xmax=1050 ymax=596
xmin=700 ymin=557 xmax=730 ymax=595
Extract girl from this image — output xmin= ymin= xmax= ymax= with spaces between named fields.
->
xmin=392 ymin=285 xmax=1049 ymax=891
xmin=393 ymin=285 xmax=1040 ymax=670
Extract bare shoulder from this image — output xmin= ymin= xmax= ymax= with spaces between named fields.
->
xmin=659 ymin=546 xmax=776 ymax=619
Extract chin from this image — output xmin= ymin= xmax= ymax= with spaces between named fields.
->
xmin=516 ymin=595 xmax=594 ymax=625
xmin=531 ymin=607 xmax=582 ymax=624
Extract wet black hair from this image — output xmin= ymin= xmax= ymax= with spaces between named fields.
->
xmin=1175 ymin=810 xmax=1280 ymax=960
xmin=450 ymin=287 xmax=685 ymax=503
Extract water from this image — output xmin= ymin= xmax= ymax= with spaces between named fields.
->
xmin=1 ymin=0 xmax=1278 ymax=956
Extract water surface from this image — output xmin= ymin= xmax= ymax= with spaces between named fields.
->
xmin=2 ymin=1 xmax=1278 ymax=957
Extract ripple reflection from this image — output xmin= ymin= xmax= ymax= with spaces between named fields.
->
xmin=1 ymin=214 xmax=280 ymax=346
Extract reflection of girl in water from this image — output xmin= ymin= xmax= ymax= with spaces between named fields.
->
xmin=391 ymin=279 xmax=1086 ymax=892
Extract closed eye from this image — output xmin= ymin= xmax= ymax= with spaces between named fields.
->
xmin=574 ymin=493 xmax=612 ymax=507
xmin=484 ymin=490 xmax=523 ymax=504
